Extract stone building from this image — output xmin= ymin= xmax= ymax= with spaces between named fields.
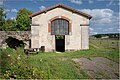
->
xmin=30 ymin=3 xmax=92 ymax=52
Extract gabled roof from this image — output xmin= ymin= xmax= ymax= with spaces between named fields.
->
xmin=30 ymin=3 xmax=92 ymax=19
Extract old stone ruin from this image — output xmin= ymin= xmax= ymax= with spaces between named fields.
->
xmin=0 ymin=31 xmax=31 ymax=49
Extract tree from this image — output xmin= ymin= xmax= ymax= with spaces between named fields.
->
xmin=15 ymin=8 xmax=32 ymax=31
xmin=94 ymin=34 xmax=102 ymax=38
xmin=0 ymin=8 xmax=15 ymax=31
xmin=0 ymin=8 xmax=6 ymax=31
xmin=3 ymin=19 xmax=16 ymax=31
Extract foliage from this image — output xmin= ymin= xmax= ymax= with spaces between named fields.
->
xmin=3 ymin=19 xmax=16 ymax=31
xmin=56 ymin=35 xmax=64 ymax=39
xmin=0 ymin=39 xmax=119 ymax=79
xmin=0 ymin=8 xmax=32 ymax=31
xmin=94 ymin=34 xmax=102 ymax=38
xmin=93 ymin=33 xmax=119 ymax=39
xmin=15 ymin=8 xmax=32 ymax=31
xmin=0 ymin=8 xmax=16 ymax=31
xmin=27 ymin=38 xmax=119 ymax=78
xmin=90 ymin=38 xmax=119 ymax=62
xmin=0 ymin=48 xmax=33 ymax=79
xmin=0 ymin=8 xmax=6 ymax=30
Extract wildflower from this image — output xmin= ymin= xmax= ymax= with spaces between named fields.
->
xmin=17 ymin=57 xmax=20 ymax=60
xmin=33 ymin=70 xmax=35 ymax=75
xmin=11 ymin=63 xmax=13 ymax=65
xmin=8 ymin=54 xmax=10 ymax=57
xmin=40 ymin=59 xmax=42 ymax=62
xmin=17 ymin=55 xmax=21 ymax=60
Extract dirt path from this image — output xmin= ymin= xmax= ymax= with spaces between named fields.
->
xmin=72 ymin=57 xmax=119 ymax=79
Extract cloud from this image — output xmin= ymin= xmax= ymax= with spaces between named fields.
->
xmin=11 ymin=17 xmax=16 ymax=20
xmin=39 ymin=6 xmax=46 ymax=10
xmin=119 ymin=2 xmax=120 ymax=5
xmin=33 ymin=1 xmax=37 ymax=3
xmin=97 ymin=0 xmax=119 ymax=6
xmin=5 ymin=9 xmax=10 ymax=12
xmin=4 ymin=9 xmax=10 ymax=14
xmin=108 ymin=28 xmax=113 ymax=30
xmin=106 ymin=0 xmax=119 ymax=7
xmin=89 ymin=27 xmax=94 ymax=31
xmin=97 ymin=28 xmax=102 ymax=30
xmin=89 ymin=27 xmax=95 ymax=35
xmin=81 ymin=8 xmax=119 ymax=34
xmin=0 ymin=1 xmax=3 ymax=6
xmin=11 ymin=9 xmax=18 ymax=13
xmin=81 ymin=9 xmax=118 ymax=24
xmin=70 ymin=0 xmax=82 ymax=5
xmin=107 ymin=0 xmax=113 ymax=7
xmin=103 ymin=29 xmax=108 ymax=32
xmin=97 ymin=0 xmax=115 ymax=1
xmin=90 ymin=32 xmax=98 ymax=35
xmin=88 ymin=0 xmax=93 ymax=4
xmin=0 ymin=0 xmax=4 ymax=6
xmin=31 ymin=0 xmax=44 ymax=3
xmin=117 ymin=29 xmax=120 ymax=32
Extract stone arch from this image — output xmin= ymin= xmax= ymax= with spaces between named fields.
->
xmin=0 ymin=31 xmax=31 ymax=49
xmin=4 ymin=36 xmax=25 ymax=49
xmin=48 ymin=16 xmax=72 ymax=34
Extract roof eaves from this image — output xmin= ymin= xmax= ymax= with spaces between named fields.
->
xmin=30 ymin=3 xmax=92 ymax=19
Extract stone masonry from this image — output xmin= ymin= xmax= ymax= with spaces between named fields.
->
xmin=0 ymin=31 xmax=31 ymax=49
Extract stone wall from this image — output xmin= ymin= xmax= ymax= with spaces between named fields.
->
xmin=0 ymin=31 xmax=31 ymax=49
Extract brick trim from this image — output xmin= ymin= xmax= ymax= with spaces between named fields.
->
xmin=69 ymin=23 xmax=72 ymax=33
xmin=50 ymin=16 xmax=59 ymax=22
xmin=49 ymin=16 xmax=70 ymax=22
xmin=61 ymin=16 xmax=70 ymax=21
xmin=48 ymin=16 xmax=72 ymax=34
xmin=48 ymin=23 xmax=51 ymax=32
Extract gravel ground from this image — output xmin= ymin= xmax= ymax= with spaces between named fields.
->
xmin=72 ymin=57 xmax=119 ymax=79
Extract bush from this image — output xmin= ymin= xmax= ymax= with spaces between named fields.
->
xmin=94 ymin=34 xmax=102 ymax=38
xmin=0 ymin=48 xmax=34 ymax=79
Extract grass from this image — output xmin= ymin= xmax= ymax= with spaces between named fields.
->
xmin=26 ymin=38 xmax=119 ymax=79
xmin=89 ymin=38 xmax=119 ymax=62
xmin=0 ymin=38 xmax=119 ymax=79
xmin=28 ymin=53 xmax=89 ymax=79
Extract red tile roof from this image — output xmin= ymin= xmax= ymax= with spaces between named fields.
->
xmin=30 ymin=3 xmax=92 ymax=19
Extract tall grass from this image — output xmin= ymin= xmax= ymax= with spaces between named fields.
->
xmin=0 ymin=48 xmax=33 ymax=79
xmin=0 ymin=39 xmax=119 ymax=79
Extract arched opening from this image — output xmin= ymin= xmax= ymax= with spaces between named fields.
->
xmin=51 ymin=18 xmax=69 ymax=35
xmin=5 ymin=37 xmax=24 ymax=49
xmin=48 ymin=16 xmax=72 ymax=34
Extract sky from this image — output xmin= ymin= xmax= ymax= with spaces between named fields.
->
xmin=0 ymin=0 xmax=119 ymax=35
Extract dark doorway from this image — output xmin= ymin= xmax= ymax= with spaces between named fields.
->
xmin=55 ymin=35 xmax=65 ymax=52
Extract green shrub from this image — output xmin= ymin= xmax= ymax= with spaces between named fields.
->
xmin=0 ymin=48 xmax=33 ymax=79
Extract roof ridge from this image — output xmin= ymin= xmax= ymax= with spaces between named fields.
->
xmin=30 ymin=3 xmax=92 ymax=19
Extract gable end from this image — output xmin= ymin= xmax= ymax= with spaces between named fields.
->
xmin=30 ymin=3 xmax=92 ymax=19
